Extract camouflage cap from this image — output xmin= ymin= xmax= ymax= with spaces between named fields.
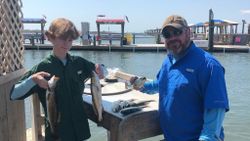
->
xmin=161 ymin=15 xmax=188 ymax=34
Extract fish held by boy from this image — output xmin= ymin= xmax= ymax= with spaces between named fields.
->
xmin=46 ymin=75 xmax=60 ymax=139
xmin=91 ymin=71 xmax=103 ymax=122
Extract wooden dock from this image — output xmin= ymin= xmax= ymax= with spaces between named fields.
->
xmin=24 ymin=43 xmax=167 ymax=52
xmin=24 ymin=43 xmax=250 ymax=53
xmin=207 ymin=45 xmax=250 ymax=53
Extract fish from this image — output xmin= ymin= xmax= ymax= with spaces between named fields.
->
xmin=46 ymin=75 xmax=60 ymax=138
xmin=111 ymin=99 xmax=134 ymax=113
xmin=112 ymin=99 xmax=154 ymax=113
xmin=133 ymin=77 xmax=147 ymax=89
xmin=120 ymin=106 xmax=147 ymax=116
xmin=90 ymin=71 xmax=103 ymax=122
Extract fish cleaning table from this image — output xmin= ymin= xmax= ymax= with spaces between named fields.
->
xmin=82 ymin=81 xmax=162 ymax=141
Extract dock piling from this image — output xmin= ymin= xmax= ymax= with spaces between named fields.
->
xmin=208 ymin=9 xmax=214 ymax=52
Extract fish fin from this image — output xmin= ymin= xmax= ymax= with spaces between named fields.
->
xmin=96 ymin=105 xmax=103 ymax=122
xmin=92 ymin=98 xmax=98 ymax=115
xmin=57 ymin=112 xmax=61 ymax=123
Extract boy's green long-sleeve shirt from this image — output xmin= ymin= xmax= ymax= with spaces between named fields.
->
xmin=12 ymin=54 xmax=95 ymax=141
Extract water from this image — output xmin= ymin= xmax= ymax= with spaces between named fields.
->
xmin=23 ymin=50 xmax=250 ymax=141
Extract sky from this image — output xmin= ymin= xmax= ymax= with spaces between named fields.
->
xmin=21 ymin=0 xmax=250 ymax=33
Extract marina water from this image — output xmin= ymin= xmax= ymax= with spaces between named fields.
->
xmin=23 ymin=49 xmax=250 ymax=141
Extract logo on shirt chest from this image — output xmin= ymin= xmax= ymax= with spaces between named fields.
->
xmin=77 ymin=70 xmax=82 ymax=75
xmin=186 ymin=68 xmax=194 ymax=73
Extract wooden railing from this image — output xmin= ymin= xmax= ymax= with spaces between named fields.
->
xmin=0 ymin=0 xmax=28 ymax=141
xmin=0 ymin=69 xmax=26 ymax=141
xmin=29 ymin=94 xmax=45 ymax=141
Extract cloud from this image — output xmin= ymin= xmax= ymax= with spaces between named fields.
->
xmin=241 ymin=9 xmax=250 ymax=14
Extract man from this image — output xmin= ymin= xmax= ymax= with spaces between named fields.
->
xmin=134 ymin=15 xmax=229 ymax=141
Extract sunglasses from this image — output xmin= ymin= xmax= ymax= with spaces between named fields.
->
xmin=162 ymin=28 xmax=183 ymax=39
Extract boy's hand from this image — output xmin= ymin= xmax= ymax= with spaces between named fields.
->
xmin=32 ymin=72 xmax=50 ymax=89
xmin=95 ymin=64 xmax=108 ymax=79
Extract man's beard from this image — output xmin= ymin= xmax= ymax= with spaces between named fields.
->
xmin=166 ymin=39 xmax=182 ymax=55
xmin=166 ymin=38 xmax=190 ymax=58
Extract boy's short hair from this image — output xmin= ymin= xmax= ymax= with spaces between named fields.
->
xmin=45 ymin=18 xmax=79 ymax=40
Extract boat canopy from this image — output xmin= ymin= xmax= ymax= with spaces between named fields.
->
xmin=96 ymin=19 xmax=125 ymax=24
xmin=190 ymin=19 xmax=239 ymax=34
xmin=208 ymin=19 xmax=238 ymax=26
xmin=193 ymin=19 xmax=239 ymax=27
xmin=96 ymin=18 xmax=125 ymax=45
xmin=21 ymin=18 xmax=46 ymax=24
xmin=21 ymin=18 xmax=46 ymax=44
xmin=195 ymin=22 xmax=204 ymax=27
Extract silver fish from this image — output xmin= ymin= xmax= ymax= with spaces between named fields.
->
xmin=112 ymin=99 xmax=154 ymax=113
xmin=120 ymin=106 xmax=147 ymax=116
xmin=133 ymin=77 xmax=147 ymax=89
xmin=90 ymin=71 xmax=103 ymax=122
xmin=111 ymin=99 xmax=134 ymax=113
xmin=46 ymin=75 xmax=60 ymax=137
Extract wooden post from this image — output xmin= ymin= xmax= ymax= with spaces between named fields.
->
xmin=0 ymin=69 xmax=26 ymax=141
xmin=93 ymin=35 xmax=96 ymax=47
xmin=97 ymin=23 xmax=101 ymax=45
xmin=156 ymin=34 xmax=161 ymax=44
xmin=242 ymin=20 xmax=246 ymax=34
xmin=41 ymin=22 xmax=45 ymax=44
xmin=121 ymin=23 xmax=125 ymax=47
xmin=31 ymin=94 xmax=44 ymax=141
xmin=208 ymin=9 xmax=214 ymax=52
xmin=248 ymin=24 xmax=250 ymax=34
xmin=133 ymin=34 xmax=136 ymax=44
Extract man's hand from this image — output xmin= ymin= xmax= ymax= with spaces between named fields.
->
xmin=130 ymin=76 xmax=147 ymax=90
xmin=133 ymin=77 xmax=146 ymax=90
xmin=129 ymin=76 xmax=138 ymax=85
xmin=31 ymin=71 xmax=50 ymax=89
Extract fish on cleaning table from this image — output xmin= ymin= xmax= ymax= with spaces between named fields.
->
xmin=120 ymin=106 xmax=147 ymax=116
xmin=46 ymin=75 xmax=60 ymax=138
xmin=111 ymin=99 xmax=134 ymax=113
xmin=91 ymin=71 xmax=103 ymax=122
xmin=112 ymin=99 xmax=154 ymax=113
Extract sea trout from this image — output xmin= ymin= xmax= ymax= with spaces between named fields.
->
xmin=90 ymin=71 xmax=103 ymax=122
xmin=46 ymin=75 xmax=60 ymax=138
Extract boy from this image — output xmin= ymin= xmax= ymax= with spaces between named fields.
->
xmin=10 ymin=18 xmax=105 ymax=141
